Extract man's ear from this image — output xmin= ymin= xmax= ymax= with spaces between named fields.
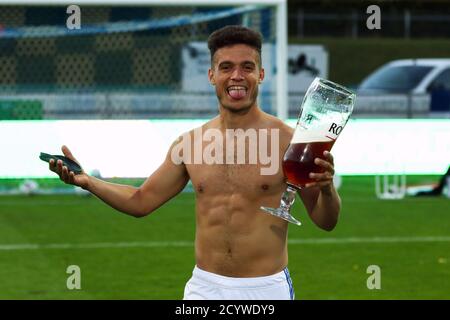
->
xmin=208 ymin=68 xmax=216 ymax=85
xmin=259 ymin=67 xmax=265 ymax=84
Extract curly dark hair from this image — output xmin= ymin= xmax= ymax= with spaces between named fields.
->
xmin=207 ymin=25 xmax=262 ymax=67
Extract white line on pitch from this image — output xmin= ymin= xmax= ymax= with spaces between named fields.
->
xmin=287 ymin=236 xmax=450 ymax=244
xmin=1 ymin=236 xmax=450 ymax=251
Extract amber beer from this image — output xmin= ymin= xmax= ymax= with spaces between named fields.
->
xmin=283 ymin=140 xmax=335 ymax=188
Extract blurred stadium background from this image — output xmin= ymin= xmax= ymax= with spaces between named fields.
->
xmin=0 ymin=0 xmax=449 ymax=299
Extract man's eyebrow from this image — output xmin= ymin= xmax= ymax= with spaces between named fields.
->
xmin=218 ymin=61 xmax=256 ymax=67
xmin=218 ymin=61 xmax=233 ymax=67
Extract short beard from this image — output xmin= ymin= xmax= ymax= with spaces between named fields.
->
xmin=220 ymin=102 xmax=253 ymax=115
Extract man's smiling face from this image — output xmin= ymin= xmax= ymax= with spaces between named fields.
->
xmin=209 ymin=44 xmax=264 ymax=114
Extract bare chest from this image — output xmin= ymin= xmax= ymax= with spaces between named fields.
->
xmin=186 ymin=162 xmax=285 ymax=198
xmin=182 ymin=123 xmax=291 ymax=198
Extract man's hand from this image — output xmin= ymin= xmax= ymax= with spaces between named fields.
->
xmin=49 ymin=145 xmax=90 ymax=190
xmin=301 ymin=150 xmax=340 ymax=231
xmin=305 ymin=150 xmax=335 ymax=194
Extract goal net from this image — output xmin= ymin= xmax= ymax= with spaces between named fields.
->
xmin=0 ymin=1 xmax=287 ymax=120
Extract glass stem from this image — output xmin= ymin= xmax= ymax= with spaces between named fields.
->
xmin=280 ymin=185 xmax=297 ymax=213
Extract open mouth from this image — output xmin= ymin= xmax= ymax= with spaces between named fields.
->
xmin=227 ymin=85 xmax=247 ymax=100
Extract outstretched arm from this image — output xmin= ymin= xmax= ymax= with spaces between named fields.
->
xmin=50 ymin=141 xmax=189 ymax=218
xmin=125 ymin=138 xmax=190 ymax=217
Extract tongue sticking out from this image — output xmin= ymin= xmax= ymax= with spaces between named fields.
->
xmin=228 ymin=89 xmax=246 ymax=99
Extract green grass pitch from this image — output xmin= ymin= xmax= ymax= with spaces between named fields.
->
xmin=0 ymin=176 xmax=449 ymax=299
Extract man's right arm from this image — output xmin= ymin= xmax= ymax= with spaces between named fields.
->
xmin=51 ymin=141 xmax=189 ymax=218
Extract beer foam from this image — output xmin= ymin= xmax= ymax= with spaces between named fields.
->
xmin=291 ymin=123 xmax=337 ymax=143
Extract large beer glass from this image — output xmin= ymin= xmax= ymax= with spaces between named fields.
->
xmin=261 ymin=78 xmax=355 ymax=225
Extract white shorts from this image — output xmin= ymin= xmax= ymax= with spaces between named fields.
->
xmin=183 ymin=265 xmax=295 ymax=300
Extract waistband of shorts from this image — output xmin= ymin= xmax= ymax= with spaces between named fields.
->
xmin=192 ymin=265 xmax=290 ymax=289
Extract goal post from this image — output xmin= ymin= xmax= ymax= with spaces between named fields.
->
xmin=0 ymin=0 xmax=288 ymax=120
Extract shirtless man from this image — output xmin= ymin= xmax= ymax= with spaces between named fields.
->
xmin=49 ymin=26 xmax=341 ymax=300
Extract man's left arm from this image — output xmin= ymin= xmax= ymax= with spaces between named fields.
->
xmin=299 ymin=151 xmax=341 ymax=231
